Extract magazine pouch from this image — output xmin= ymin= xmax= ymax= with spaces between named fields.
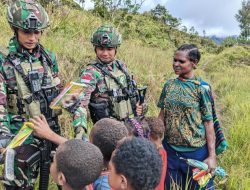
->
xmin=89 ymin=101 xmax=110 ymax=123
xmin=14 ymin=144 xmax=40 ymax=169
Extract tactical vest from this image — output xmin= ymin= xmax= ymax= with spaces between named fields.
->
xmin=5 ymin=51 xmax=61 ymax=120
xmin=88 ymin=61 xmax=137 ymax=122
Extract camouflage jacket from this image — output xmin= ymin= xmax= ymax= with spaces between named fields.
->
xmin=0 ymin=53 xmax=10 ymax=135
xmin=75 ymin=58 xmax=130 ymax=130
xmin=0 ymin=36 xmax=62 ymax=136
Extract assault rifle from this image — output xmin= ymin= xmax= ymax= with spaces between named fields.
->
xmin=138 ymin=86 xmax=147 ymax=105
xmin=39 ymin=117 xmax=60 ymax=190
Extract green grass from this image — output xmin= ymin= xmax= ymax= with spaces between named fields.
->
xmin=201 ymin=47 xmax=250 ymax=190
xmin=0 ymin=2 xmax=250 ymax=190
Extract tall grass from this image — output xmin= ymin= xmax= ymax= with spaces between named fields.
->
xmin=202 ymin=47 xmax=250 ymax=190
xmin=0 ymin=2 xmax=250 ymax=190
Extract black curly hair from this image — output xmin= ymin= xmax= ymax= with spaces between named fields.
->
xmin=176 ymin=44 xmax=201 ymax=63
xmin=56 ymin=139 xmax=103 ymax=190
xmin=90 ymin=118 xmax=128 ymax=166
xmin=144 ymin=117 xmax=165 ymax=140
xmin=112 ymin=137 xmax=162 ymax=190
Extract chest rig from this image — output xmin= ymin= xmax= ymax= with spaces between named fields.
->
xmin=5 ymin=46 xmax=61 ymax=120
xmin=89 ymin=61 xmax=138 ymax=122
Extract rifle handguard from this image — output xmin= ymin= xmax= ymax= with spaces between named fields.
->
xmin=65 ymin=98 xmax=81 ymax=113
xmin=138 ymin=86 xmax=147 ymax=105
xmin=141 ymin=103 xmax=148 ymax=115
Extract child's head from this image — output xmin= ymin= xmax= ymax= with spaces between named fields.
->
xmin=124 ymin=117 xmax=150 ymax=138
xmin=50 ymin=139 xmax=103 ymax=190
xmin=144 ymin=117 xmax=165 ymax=141
xmin=90 ymin=118 xmax=128 ymax=166
xmin=109 ymin=137 xmax=162 ymax=190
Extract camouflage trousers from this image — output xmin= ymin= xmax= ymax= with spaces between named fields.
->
xmin=2 ymin=143 xmax=40 ymax=189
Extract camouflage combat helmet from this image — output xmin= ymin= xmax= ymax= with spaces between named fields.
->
xmin=91 ymin=25 xmax=122 ymax=48
xmin=7 ymin=0 xmax=49 ymax=31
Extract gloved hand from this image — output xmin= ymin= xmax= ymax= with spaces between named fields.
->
xmin=73 ymin=107 xmax=88 ymax=140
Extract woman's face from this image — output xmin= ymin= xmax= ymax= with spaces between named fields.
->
xmin=16 ymin=29 xmax=41 ymax=52
xmin=173 ymin=50 xmax=196 ymax=79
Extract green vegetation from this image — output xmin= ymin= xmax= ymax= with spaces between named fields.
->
xmin=235 ymin=0 xmax=250 ymax=40
xmin=0 ymin=2 xmax=250 ymax=190
xmin=202 ymin=46 xmax=250 ymax=189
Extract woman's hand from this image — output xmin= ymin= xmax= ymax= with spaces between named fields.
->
xmin=204 ymin=120 xmax=217 ymax=176
xmin=203 ymin=156 xmax=217 ymax=176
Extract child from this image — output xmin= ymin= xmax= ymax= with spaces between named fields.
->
xmin=145 ymin=117 xmax=167 ymax=190
xmin=109 ymin=137 xmax=162 ymax=190
xmin=89 ymin=118 xmax=129 ymax=190
xmin=50 ymin=139 xmax=103 ymax=190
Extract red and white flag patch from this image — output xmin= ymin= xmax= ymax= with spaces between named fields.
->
xmin=81 ymin=74 xmax=92 ymax=84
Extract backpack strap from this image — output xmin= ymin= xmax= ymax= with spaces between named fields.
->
xmin=39 ymin=44 xmax=55 ymax=69
xmin=8 ymin=52 xmax=31 ymax=89
xmin=91 ymin=61 xmax=126 ymax=91
xmin=7 ymin=48 xmax=50 ymax=94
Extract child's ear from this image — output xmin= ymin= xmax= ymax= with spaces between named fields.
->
xmin=57 ymin=172 xmax=67 ymax=186
xmin=120 ymin=175 xmax=128 ymax=190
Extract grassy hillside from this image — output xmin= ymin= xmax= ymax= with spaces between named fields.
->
xmin=0 ymin=2 xmax=250 ymax=190
xmin=201 ymin=46 xmax=250 ymax=190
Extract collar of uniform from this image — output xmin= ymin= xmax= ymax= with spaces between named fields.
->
xmin=8 ymin=36 xmax=41 ymax=61
xmin=96 ymin=58 xmax=117 ymax=71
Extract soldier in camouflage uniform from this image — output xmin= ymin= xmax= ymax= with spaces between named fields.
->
xmin=0 ymin=0 xmax=62 ymax=189
xmin=70 ymin=25 xmax=145 ymax=139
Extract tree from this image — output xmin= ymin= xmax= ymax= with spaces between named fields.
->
xmin=38 ymin=0 xmax=82 ymax=8
xmin=235 ymin=0 xmax=250 ymax=39
xmin=203 ymin=30 xmax=206 ymax=38
xmin=222 ymin=36 xmax=238 ymax=47
xmin=91 ymin=0 xmax=145 ymax=20
xmin=150 ymin=4 xmax=181 ymax=29
xmin=181 ymin=26 xmax=188 ymax=33
xmin=189 ymin=26 xmax=196 ymax=34
xmin=150 ymin=4 xmax=169 ymax=24
xmin=0 ymin=0 xmax=8 ymax=4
